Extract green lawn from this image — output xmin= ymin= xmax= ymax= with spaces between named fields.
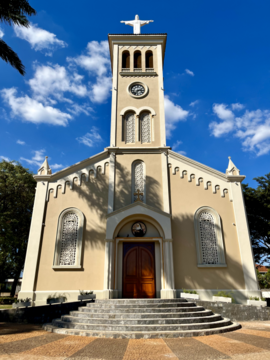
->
xmin=0 ymin=305 xmax=13 ymax=309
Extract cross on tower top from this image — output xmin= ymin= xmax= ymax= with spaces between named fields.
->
xmin=134 ymin=189 xmax=143 ymax=202
xmin=120 ymin=15 xmax=154 ymax=34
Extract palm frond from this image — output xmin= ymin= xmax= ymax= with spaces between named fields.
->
xmin=0 ymin=39 xmax=25 ymax=75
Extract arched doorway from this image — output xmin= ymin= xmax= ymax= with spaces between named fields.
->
xmin=123 ymin=242 xmax=155 ymax=298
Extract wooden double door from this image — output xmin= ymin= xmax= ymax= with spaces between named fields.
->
xmin=123 ymin=242 xmax=156 ymax=298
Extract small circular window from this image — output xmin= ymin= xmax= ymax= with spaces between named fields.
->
xmin=128 ymin=82 xmax=148 ymax=99
xmin=131 ymin=221 xmax=147 ymax=237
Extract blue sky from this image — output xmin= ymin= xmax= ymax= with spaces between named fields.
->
xmin=0 ymin=0 xmax=270 ymax=187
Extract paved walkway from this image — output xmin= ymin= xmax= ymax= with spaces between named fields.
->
xmin=1 ymin=321 xmax=270 ymax=359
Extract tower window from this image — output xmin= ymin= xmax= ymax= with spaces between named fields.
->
xmin=125 ymin=112 xmax=135 ymax=143
xmin=132 ymin=160 xmax=145 ymax=202
xmin=145 ymin=51 xmax=153 ymax=68
xmin=122 ymin=51 xmax=130 ymax=69
xmin=140 ymin=112 xmax=151 ymax=143
xmin=134 ymin=51 xmax=142 ymax=68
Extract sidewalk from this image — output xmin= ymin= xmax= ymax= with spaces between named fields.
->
xmin=1 ymin=321 xmax=270 ymax=359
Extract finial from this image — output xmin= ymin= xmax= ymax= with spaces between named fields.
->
xmin=226 ymin=156 xmax=240 ymax=176
xmin=120 ymin=15 xmax=154 ymax=34
xmin=38 ymin=156 xmax=52 ymax=175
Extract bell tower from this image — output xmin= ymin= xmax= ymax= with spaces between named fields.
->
xmin=108 ymin=31 xmax=167 ymax=148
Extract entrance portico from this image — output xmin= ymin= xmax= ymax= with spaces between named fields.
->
xmin=101 ymin=201 xmax=176 ymax=299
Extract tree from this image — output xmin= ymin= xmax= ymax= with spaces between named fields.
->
xmin=243 ymin=173 xmax=270 ymax=266
xmin=256 ymin=269 xmax=270 ymax=289
xmin=0 ymin=0 xmax=36 ymax=75
xmin=0 ymin=160 xmax=36 ymax=296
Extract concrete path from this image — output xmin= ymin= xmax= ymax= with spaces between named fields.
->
xmin=1 ymin=321 xmax=270 ymax=359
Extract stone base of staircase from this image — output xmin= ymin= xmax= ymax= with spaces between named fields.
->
xmin=43 ymin=298 xmax=241 ymax=339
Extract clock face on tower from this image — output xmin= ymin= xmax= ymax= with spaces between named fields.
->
xmin=131 ymin=84 xmax=145 ymax=96
xmin=128 ymin=82 xmax=148 ymax=98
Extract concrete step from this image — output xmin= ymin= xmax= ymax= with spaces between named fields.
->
xmin=69 ymin=309 xmax=214 ymax=319
xmin=51 ymin=318 xmax=232 ymax=332
xmin=43 ymin=320 xmax=241 ymax=338
xmin=80 ymin=306 xmax=204 ymax=314
xmin=95 ymin=298 xmax=188 ymax=304
xmin=61 ymin=314 xmax=222 ymax=325
xmin=86 ymin=302 xmax=196 ymax=309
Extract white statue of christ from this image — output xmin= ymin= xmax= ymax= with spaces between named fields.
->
xmin=121 ymin=15 xmax=154 ymax=34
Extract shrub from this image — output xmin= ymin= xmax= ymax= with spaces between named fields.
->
xmin=0 ymin=297 xmax=16 ymax=304
xmin=214 ymin=291 xmax=235 ymax=303
xmin=79 ymin=290 xmax=93 ymax=296
xmin=249 ymin=296 xmax=265 ymax=301
xmin=182 ymin=289 xmax=198 ymax=294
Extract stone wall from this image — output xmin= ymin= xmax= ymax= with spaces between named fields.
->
xmin=195 ymin=300 xmax=270 ymax=321
xmin=0 ymin=300 xmax=92 ymax=324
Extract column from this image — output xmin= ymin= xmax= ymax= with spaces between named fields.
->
xmin=160 ymin=239 xmax=176 ymax=299
xmin=102 ymin=239 xmax=116 ymax=299
xmin=110 ymin=44 xmax=119 ymax=147
xmin=157 ymin=44 xmax=166 ymax=147
xmin=230 ymin=180 xmax=260 ymax=293
xmin=107 ymin=152 xmax=116 ymax=214
xmin=19 ymin=180 xmax=48 ymax=303
xmin=161 ymin=152 xmax=170 ymax=214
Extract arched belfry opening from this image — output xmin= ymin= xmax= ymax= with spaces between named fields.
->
xmin=134 ymin=51 xmax=142 ymax=68
xmin=145 ymin=50 xmax=153 ymax=68
xmin=122 ymin=51 xmax=130 ymax=69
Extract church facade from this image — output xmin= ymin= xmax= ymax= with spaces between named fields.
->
xmin=19 ymin=26 xmax=260 ymax=306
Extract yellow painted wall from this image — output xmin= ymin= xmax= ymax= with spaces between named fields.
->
xmin=35 ymin=170 xmax=109 ymax=291
xmin=114 ymin=153 xmax=163 ymax=211
xmin=169 ymin=169 xmax=246 ymax=290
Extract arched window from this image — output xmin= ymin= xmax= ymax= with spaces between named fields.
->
xmin=122 ymin=51 xmax=130 ymax=69
xmin=194 ymin=207 xmax=226 ymax=267
xmin=145 ymin=51 xmax=153 ymax=68
xmin=140 ymin=111 xmax=151 ymax=143
xmin=125 ymin=112 xmax=135 ymax=143
xmin=134 ymin=51 xmax=142 ymax=68
xmin=132 ymin=160 xmax=145 ymax=202
xmin=53 ymin=208 xmax=84 ymax=268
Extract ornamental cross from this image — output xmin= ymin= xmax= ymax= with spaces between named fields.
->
xmin=121 ymin=15 xmax=153 ymax=34
xmin=134 ymin=189 xmax=143 ymax=202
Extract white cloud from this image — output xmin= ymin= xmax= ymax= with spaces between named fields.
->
xmin=14 ymin=23 xmax=67 ymax=55
xmin=67 ymin=103 xmax=93 ymax=116
xmin=177 ymin=150 xmax=187 ymax=156
xmin=210 ymin=103 xmax=270 ymax=156
xmin=209 ymin=103 xmax=235 ymax=137
xmin=1 ymin=88 xmax=72 ymax=126
xmin=68 ymin=41 xmax=110 ymax=77
xmin=172 ymin=140 xmax=182 ymax=150
xmin=21 ymin=149 xmax=45 ymax=167
xmin=0 ymin=155 xmax=10 ymax=161
xmin=189 ymin=100 xmax=199 ymax=107
xmin=185 ymin=69 xmax=194 ymax=76
xmin=232 ymin=103 xmax=245 ymax=111
xmin=164 ymin=96 xmax=189 ymax=138
xmin=0 ymin=28 xmax=4 ymax=38
xmin=76 ymin=127 xmax=102 ymax=147
xmin=50 ymin=163 xmax=64 ymax=170
xmin=17 ymin=140 xmax=25 ymax=145
xmin=68 ymin=41 xmax=112 ymax=104
xmin=89 ymin=76 xmax=111 ymax=103
xmin=29 ymin=64 xmax=88 ymax=102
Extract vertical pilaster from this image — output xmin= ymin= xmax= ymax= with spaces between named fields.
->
xmin=161 ymin=152 xmax=170 ymax=213
xmin=102 ymin=239 xmax=115 ymax=299
xmin=161 ymin=239 xmax=176 ymax=299
xmin=230 ymin=181 xmax=259 ymax=291
xmin=157 ymin=44 xmax=166 ymax=147
xmin=108 ymin=152 xmax=116 ymax=214
xmin=110 ymin=44 xmax=119 ymax=147
xmin=19 ymin=180 xmax=48 ymax=302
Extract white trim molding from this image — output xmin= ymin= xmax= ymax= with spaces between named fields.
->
xmin=120 ymin=106 xmax=156 ymax=116
xmin=194 ymin=206 xmax=226 ymax=267
xmin=53 ymin=208 xmax=84 ymax=269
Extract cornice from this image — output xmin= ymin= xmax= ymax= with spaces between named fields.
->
xmin=35 ymin=150 xmax=109 ymax=182
xmin=168 ymin=150 xmax=228 ymax=182
xmin=105 ymin=146 xmax=171 ymax=155
xmin=119 ymin=71 xmax=158 ymax=77
xmin=227 ymin=175 xmax=246 ymax=183
xmin=106 ymin=201 xmax=171 ymax=219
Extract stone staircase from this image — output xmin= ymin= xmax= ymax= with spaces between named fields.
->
xmin=43 ymin=298 xmax=241 ymax=338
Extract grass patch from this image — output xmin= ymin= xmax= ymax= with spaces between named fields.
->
xmin=0 ymin=305 xmax=13 ymax=309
